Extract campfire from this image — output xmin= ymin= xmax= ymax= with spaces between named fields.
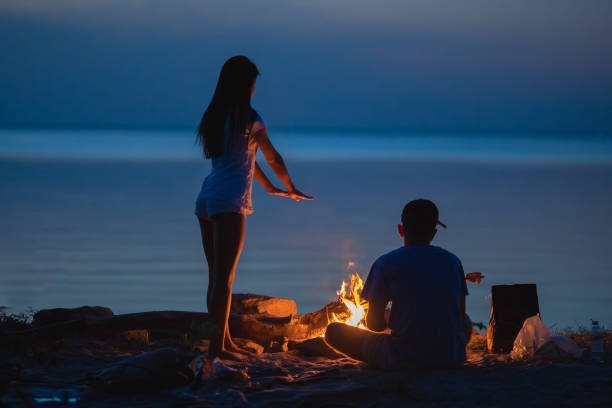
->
xmin=331 ymin=262 xmax=369 ymax=329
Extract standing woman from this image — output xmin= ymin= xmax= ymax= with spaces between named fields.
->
xmin=195 ymin=56 xmax=312 ymax=359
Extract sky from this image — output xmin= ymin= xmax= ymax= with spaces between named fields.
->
xmin=1 ymin=0 xmax=611 ymax=133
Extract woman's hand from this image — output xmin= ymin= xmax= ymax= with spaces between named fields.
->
xmin=287 ymin=188 xmax=313 ymax=202
xmin=266 ymin=186 xmax=313 ymax=202
xmin=266 ymin=186 xmax=290 ymax=198
xmin=254 ymin=129 xmax=314 ymax=203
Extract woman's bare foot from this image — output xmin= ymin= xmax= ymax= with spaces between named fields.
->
xmin=225 ymin=339 xmax=258 ymax=358
xmin=224 ymin=330 xmax=259 ymax=357
xmin=209 ymin=348 xmax=247 ymax=361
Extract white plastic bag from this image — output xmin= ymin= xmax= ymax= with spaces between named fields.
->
xmin=536 ymin=336 xmax=583 ymax=359
xmin=510 ymin=314 xmax=550 ymax=360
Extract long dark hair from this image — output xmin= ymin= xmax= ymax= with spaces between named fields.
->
xmin=197 ymin=56 xmax=260 ymax=158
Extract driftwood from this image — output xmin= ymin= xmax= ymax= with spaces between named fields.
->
xmin=229 ymin=301 xmax=349 ymax=345
xmin=33 ymin=306 xmax=114 ymax=326
xmin=3 ymin=302 xmax=350 ymax=346
xmin=3 ymin=311 xmax=209 ymax=343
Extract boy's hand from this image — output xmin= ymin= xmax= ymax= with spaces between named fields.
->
xmin=465 ymin=272 xmax=484 ymax=284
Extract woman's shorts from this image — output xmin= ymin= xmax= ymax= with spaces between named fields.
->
xmin=194 ymin=197 xmax=248 ymax=219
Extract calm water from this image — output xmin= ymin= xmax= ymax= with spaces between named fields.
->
xmin=1 ymin=130 xmax=612 ymax=329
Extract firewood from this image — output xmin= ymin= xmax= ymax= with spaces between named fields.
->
xmin=229 ymin=301 xmax=349 ymax=345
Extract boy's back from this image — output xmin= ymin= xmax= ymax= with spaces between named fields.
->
xmin=361 ymin=245 xmax=468 ymax=368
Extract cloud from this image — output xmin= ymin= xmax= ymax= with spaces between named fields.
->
xmin=1 ymin=1 xmax=611 ymax=131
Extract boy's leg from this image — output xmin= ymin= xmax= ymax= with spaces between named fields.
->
xmin=325 ymin=322 xmax=386 ymax=364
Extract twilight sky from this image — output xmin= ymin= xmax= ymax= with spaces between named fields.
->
xmin=1 ymin=0 xmax=611 ymax=132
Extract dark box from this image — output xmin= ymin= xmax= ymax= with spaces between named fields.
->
xmin=486 ymin=284 xmax=539 ymax=353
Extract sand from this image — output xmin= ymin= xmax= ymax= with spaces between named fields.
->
xmin=2 ymin=334 xmax=611 ymax=408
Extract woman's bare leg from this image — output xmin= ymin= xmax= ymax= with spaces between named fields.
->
xmin=207 ymin=212 xmax=246 ymax=359
xmin=198 ymin=215 xmax=255 ymax=356
xmin=197 ymin=216 xmax=215 ymax=310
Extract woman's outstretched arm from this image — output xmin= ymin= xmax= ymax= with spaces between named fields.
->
xmin=253 ymin=128 xmax=313 ymax=201
xmin=254 ymin=162 xmax=291 ymax=198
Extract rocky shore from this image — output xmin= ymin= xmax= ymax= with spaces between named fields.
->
xmin=1 ymin=303 xmax=611 ymax=407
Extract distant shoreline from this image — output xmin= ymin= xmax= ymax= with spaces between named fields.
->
xmin=2 ymin=129 xmax=612 ymax=164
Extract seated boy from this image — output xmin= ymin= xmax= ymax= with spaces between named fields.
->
xmin=325 ymin=199 xmax=471 ymax=369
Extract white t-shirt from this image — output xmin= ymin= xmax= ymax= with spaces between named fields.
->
xmin=197 ymin=112 xmax=265 ymax=214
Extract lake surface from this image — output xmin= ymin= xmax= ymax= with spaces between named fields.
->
xmin=1 ymin=130 xmax=611 ymax=329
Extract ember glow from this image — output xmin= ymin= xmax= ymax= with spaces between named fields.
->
xmin=332 ymin=263 xmax=369 ymax=329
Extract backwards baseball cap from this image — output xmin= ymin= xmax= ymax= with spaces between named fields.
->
xmin=401 ymin=199 xmax=447 ymax=232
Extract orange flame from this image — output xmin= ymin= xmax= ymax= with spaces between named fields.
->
xmin=332 ymin=262 xmax=369 ymax=329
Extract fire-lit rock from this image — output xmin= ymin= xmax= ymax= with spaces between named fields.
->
xmin=231 ymin=293 xmax=298 ymax=317
xmin=266 ymin=337 xmax=289 ymax=353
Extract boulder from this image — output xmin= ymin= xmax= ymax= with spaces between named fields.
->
xmin=91 ymin=348 xmax=193 ymax=393
xmin=190 ymin=318 xmax=216 ymax=340
xmin=120 ymin=330 xmax=149 ymax=345
xmin=33 ymin=306 xmax=114 ymax=326
xmin=231 ymin=294 xmax=297 ymax=317
xmin=265 ymin=337 xmax=289 ymax=353
xmin=0 ymin=357 xmax=20 ymax=397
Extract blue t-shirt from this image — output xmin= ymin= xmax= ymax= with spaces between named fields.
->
xmin=361 ymin=245 xmax=468 ymax=367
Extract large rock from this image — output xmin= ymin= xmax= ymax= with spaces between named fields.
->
xmin=33 ymin=306 xmax=114 ymax=326
xmin=91 ymin=348 xmax=193 ymax=393
xmin=231 ymin=293 xmax=297 ymax=317
xmin=120 ymin=330 xmax=149 ymax=345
